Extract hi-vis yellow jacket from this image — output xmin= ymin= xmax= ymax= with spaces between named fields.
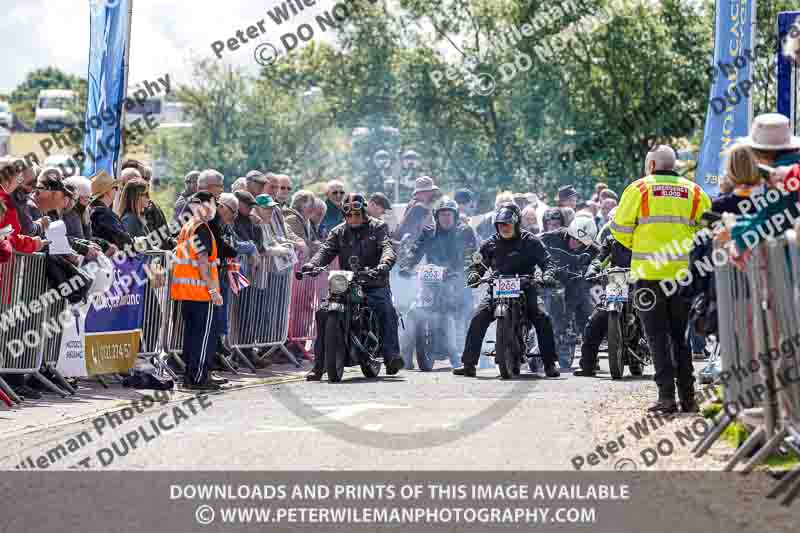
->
xmin=610 ymin=172 xmax=711 ymax=281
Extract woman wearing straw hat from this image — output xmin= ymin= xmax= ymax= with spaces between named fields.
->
xmin=724 ymin=114 xmax=800 ymax=264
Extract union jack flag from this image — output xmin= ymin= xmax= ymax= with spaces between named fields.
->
xmin=227 ymin=261 xmax=250 ymax=295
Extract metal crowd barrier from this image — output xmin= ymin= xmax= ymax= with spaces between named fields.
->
xmin=286 ymin=253 xmax=328 ymax=360
xmin=227 ymin=252 xmax=299 ymax=367
xmin=693 ymin=236 xmax=800 ymax=504
xmin=0 ymin=252 xmax=70 ymax=403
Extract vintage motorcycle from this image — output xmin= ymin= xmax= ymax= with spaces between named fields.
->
xmin=471 ymin=253 xmax=557 ymax=379
xmin=589 ymin=267 xmax=651 ymax=379
xmin=295 ymin=257 xmax=383 ymax=382
xmin=409 ymin=264 xmax=461 ymax=371
xmin=541 ymin=248 xmax=593 ymax=370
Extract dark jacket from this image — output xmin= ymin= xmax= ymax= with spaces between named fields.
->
xmin=711 ymin=191 xmax=753 ymax=215
xmin=234 ymin=213 xmax=264 ymax=253
xmin=539 ymin=227 xmax=600 ymax=281
xmin=395 ymin=200 xmax=433 ymax=242
xmin=310 ymin=217 xmax=396 ymax=288
xmin=121 ymin=212 xmax=151 ymax=239
xmin=399 ymin=222 xmax=478 ymax=275
xmin=319 ymin=199 xmax=344 ymax=238
xmin=209 ymin=212 xmax=239 ymax=262
xmin=144 ymin=201 xmax=174 ymax=249
xmin=62 ymin=208 xmax=88 ymax=239
xmin=11 ymin=189 xmax=41 ymax=237
xmin=89 ymin=199 xmax=134 ymax=250
xmin=468 ymin=230 xmax=557 ymax=284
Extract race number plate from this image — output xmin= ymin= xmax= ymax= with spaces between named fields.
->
xmin=606 ymin=282 xmax=629 ymax=303
xmin=493 ymin=278 xmax=521 ymax=298
xmin=419 ymin=265 xmax=446 ymax=282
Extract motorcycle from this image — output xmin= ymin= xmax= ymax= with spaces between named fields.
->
xmin=295 ymin=257 xmax=383 ymax=383
xmin=588 ymin=267 xmax=651 ymax=379
xmin=542 ymin=248 xmax=593 ymax=370
xmin=410 ymin=264 xmax=461 ymax=371
xmin=471 ymin=253 xmax=557 ymax=379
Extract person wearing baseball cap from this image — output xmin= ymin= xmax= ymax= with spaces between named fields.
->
xmin=454 ymin=188 xmax=477 ymax=223
xmin=557 ymin=185 xmax=578 ymax=210
xmin=302 ymin=192 xmax=404 ymax=380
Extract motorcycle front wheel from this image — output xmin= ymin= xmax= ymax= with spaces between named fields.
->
xmin=607 ymin=311 xmax=625 ymax=380
xmin=496 ymin=316 xmax=519 ymax=379
xmin=325 ymin=314 xmax=347 ymax=383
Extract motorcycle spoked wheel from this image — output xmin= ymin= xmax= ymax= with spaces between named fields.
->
xmin=628 ymin=337 xmax=650 ymax=376
xmin=607 ymin=310 xmax=625 ymax=380
xmin=358 ymin=309 xmax=383 ymax=378
xmin=325 ymin=314 xmax=347 ymax=383
xmin=496 ymin=308 xmax=522 ymax=380
xmin=414 ymin=313 xmax=435 ymax=372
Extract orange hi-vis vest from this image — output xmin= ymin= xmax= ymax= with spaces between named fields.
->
xmin=170 ymin=218 xmax=219 ymax=301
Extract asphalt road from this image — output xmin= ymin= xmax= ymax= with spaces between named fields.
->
xmin=3 ymin=355 xmax=658 ymax=471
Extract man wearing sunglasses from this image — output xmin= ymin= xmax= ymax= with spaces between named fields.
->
xmin=319 ymin=179 xmax=346 ymax=238
xmin=302 ymin=193 xmax=404 ymax=380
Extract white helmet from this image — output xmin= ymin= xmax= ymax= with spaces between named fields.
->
xmin=567 ymin=213 xmax=597 ymax=244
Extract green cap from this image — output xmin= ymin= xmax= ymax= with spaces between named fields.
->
xmin=255 ymin=194 xmax=277 ymax=207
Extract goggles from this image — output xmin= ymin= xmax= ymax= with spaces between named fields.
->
xmin=343 ymin=201 xmax=365 ymax=214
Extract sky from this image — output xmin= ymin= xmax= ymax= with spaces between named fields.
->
xmin=0 ymin=0 xmax=339 ymax=94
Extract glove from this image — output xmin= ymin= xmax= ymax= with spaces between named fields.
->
xmin=466 ymin=273 xmax=481 ymax=287
xmin=374 ymin=264 xmax=390 ymax=276
xmin=301 ymin=263 xmax=315 ymax=273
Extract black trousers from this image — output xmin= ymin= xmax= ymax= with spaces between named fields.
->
xmin=461 ymin=288 xmax=557 ymax=368
xmin=579 ymin=307 xmax=608 ymax=371
xmin=181 ymin=300 xmax=219 ymax=385
xmin=635 ymin=280 xmax=694 ymax=400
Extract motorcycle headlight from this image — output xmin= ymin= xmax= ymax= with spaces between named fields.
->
xmin=329 ymin=272 xmax=350 ymax=295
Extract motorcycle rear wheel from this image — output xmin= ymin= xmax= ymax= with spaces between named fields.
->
xmin=325 ymin=315 xmax=347 ymax=383
xmin=607 ymin=311 xmax=625 ymax=380
xmin=360 ymin=311 xmax=383 ymax=378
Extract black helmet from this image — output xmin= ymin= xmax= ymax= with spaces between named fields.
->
xmin=494 ymin=202 xmax=521 ymax=237
xmin=342 ymin=193 xmax=368 ymax=217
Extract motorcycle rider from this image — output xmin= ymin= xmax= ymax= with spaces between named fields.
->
xmin=399 ymin=198 xmax=478 ymax=367
xmin=538 ymin=216 xmax=599 ymax=369
xmin=302 ymin=193 xmax=405 ymax=380
xmin=573 ymin=233 xmax=632 ymax=376
xmin=454 ymin=202 xmax=561 ymax=378
xmin=541 ymin=207 xmax=566 ymax=233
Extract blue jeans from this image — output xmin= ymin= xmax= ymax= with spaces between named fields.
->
xmin=686 ymin=319 xmax=705 ymax=354
xmin=214 ymin=272 xmax=229 ymax=336
xmin=365 ymin=286 xmax=400 ymax=357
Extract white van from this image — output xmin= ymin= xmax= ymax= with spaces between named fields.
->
xmin=34 ymin=89 xmax=77 ymax=132
xmin=124 ymin=97 xmax=191 ymax=129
